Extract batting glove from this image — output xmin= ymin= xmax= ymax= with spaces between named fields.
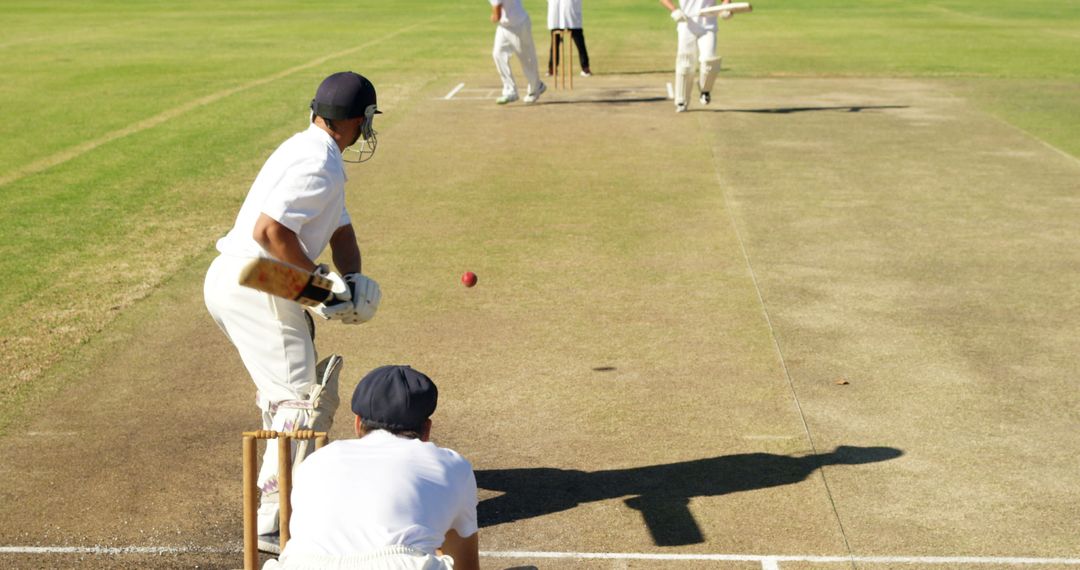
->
xmin=314 ymin=264 xmax=349 ymax=301
xmin=312 ymin=273 xmax=381 ymax=324
xmin=670 ymin=8 xmax=686 ymax=22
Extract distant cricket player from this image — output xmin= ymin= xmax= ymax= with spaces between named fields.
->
xmin=489 ymin=0 xmax=548 ymax=105
xmin=660 ymin=0 xmax=727 ymax=112
xmin=203 ymin=71 xmax=383 ymax=553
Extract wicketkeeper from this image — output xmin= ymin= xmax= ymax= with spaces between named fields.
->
xmin=203 ymin=71 xmax=383 ymax=553
xmin=660 ymin=0 xmax=726 ymax=112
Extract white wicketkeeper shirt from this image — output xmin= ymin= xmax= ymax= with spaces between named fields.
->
xmin=216 ymin=123 xmax=351 ymax=262
xmin=281 ymin=431 xmax=479 ymax=558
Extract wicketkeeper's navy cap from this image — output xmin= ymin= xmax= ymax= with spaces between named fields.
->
xmin=351 ymin=365 xmax=437 ymax=431
xmin=311 ymin=71 xmax=382 ymax=120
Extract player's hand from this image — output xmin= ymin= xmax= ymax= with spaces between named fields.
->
xmin=670 ymin=8 xmax=686 ymax=22
xmin=342 ymin=273 xmax=381 ymax=324
xmin=314 ymin=264 xmax=350 ymax=301
xmin=719 ymin=0 xmax=734 ymax=19
xmin=312 ymin=273 xmax=380 ymax=324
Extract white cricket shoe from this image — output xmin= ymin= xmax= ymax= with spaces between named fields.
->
xmin=496 ymin=93 xmax=519 ymax=105
xmin=675 ymin=102 xmax=688 ymax=113
xmin=700 ymin=92 xmax=711 ymax=105
xmin=524 ymin=82 xmax=547 ymax=104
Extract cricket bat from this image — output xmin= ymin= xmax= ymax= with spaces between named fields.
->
xmin=238 ymin=257 xmax=334 ymax=307
xmin=700 ymin=2 xmax=753 ymax=16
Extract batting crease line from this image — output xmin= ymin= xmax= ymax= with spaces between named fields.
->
xmin=483 ymin=551 xmax=1080 ymax=565
xmin=705 ymin=121 xmax=857 ymax=570
xmin=443 ymin=82 xmax=466 ymax=100
xmin=4 ymin=547 xmax=1079 ymax=565
xmin=0 ymin=20 xmax=433 ymax=189
xmin=0 ymin=546 xmax=234 ymax=554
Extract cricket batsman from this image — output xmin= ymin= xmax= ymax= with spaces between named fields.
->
xmin=203 ymin=71 xmax=383 ymax=553
xmin=660 ymin=0 xmax=727 ymax=112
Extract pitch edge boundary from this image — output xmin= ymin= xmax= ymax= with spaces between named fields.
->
xmin=2 ymin=546 xmax=1079 ymax=565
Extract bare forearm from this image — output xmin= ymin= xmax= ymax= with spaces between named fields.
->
xmin=441 ymin=531 xmax=479 ymax=570
xmin=329 ymin=224 xmax=362 ymax=274
xmin=491 ymin=5 xmax=502 ymax=23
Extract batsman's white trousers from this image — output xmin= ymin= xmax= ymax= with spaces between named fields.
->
xmin=676 ymin=18 xmax=718 ymax=65
xmin=205 ymin=253 xmax=318 ymax=533
xmin=264 ymin=546 xmax=454 ymax=570
xmin=492 ymin=20 xmax=542 ymax=97
xmin=204 ymin=254 xmax=316 ymax=407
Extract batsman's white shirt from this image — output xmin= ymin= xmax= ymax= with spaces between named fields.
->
xmin=205 ymin=122 xmax=350 ymax=407
xmin=281 ymin=431 xmax=478 ymax=559
xmin=216 ymin=123 xmax=350 ymax=261
xmin=679 ymin=0 xmax=718 ymax=33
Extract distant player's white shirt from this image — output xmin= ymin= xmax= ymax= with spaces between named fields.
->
xmin=216 ymin=123 xmax=351 ymax=262
xmin=679 ymin=0 xmax=718 ymax=32
xmin=679 ymin=0 xmax=715 ymax=17
xmin=547 ymin=0 xmax=582 ymax=29
xmin=490 ymin=0 xmax=529 ymax=28
xmin=282 ymin=431 xmax=479 ymax=558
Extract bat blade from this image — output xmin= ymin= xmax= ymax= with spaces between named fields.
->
xmin=238 ymin=258 xmax=333 ymax=307
xmin=700 ymin=2 xmax=753 ymax=16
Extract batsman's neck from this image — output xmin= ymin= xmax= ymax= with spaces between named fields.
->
xmin=313 ymin=115 xmax=362 ymax=153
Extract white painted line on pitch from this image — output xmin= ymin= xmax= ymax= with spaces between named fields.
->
xmin=479 ymin=551 xmax=1080 ymax=566
xmin=25 ymin=431 xmax=78 ymax=437
xmin=0 ymin=546 xmax=236 ymax=554
xmin=0 ymin=20 xmax=434 ymax=189
xmin=707 ymin=117 xmax=856 ymax=563
xmin=3 ymin=546 xmax=1078 ymax=566
xmin=667 ymin=82 xmax=675 ymax=99
xmin=443 ymin=82 xmax=466 ymax=100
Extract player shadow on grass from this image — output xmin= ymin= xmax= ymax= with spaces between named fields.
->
xmin=476 ymin=445 xmax=902 ymax=546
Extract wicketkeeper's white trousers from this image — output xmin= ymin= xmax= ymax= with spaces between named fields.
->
xmin=264 ymin=545 xmax=455 ymax=570
xmin=492 ymin=20 xmax=542 ymax=97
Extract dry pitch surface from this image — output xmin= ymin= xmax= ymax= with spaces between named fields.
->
xmin=2 ymin=64 xmax=1079 ymax=570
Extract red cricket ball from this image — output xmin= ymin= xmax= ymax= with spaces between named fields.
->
xmin=461 ymin=271 xmax=478 ymax=288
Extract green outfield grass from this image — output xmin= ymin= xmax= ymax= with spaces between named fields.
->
xmin=1 ymin=0 xmax=1077 ymax=433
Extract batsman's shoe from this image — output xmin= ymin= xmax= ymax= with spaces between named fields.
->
xmin=675 ymin=102 xmax=688 ymax=113
xmin=524 ymin=82 xmax=547 ymax=104
xmin=258 ymin=532 xmax=281 ymax=555
xmin=496 ymin=92 xmax=519 ymax=105
xmin=700 ymin=92 xmax=711 ymax=105
xmin=580 ymin=68 xmax=592 ymax=77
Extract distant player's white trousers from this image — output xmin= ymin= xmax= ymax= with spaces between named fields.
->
xmin=204 ymin=253 xmax=317 ymax=533
xmin=493 ymin=21 xmax=542 ymax=97
xmin=674 ymin=19 xmax=719 ymax=106
xmin=677 ymin=19 xmax=718 ymax=63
